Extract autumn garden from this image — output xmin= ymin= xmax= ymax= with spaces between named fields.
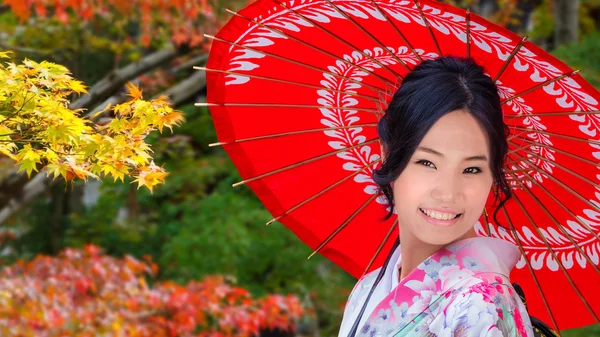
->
xmin=0 ymin=0 xmax=598 ymax=336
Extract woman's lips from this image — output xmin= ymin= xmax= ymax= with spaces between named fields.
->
xmin=419 ymin=208 xmax=462 ymax=227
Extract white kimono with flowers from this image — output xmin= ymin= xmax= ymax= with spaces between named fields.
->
xmin=338 ymin=237 xmax=535 ymax=337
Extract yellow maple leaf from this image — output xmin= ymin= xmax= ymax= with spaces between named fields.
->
xmin=64 ymin=157 xmax=98 ymax=181
xmin=45 ymin=162 xmax=70 ymax=181
xmin=15 ymin=145 xmax=43 ymax=178
xmin=0 ymin=144 xmax=18 ymax=160
xmin=156 ymin=111 xmax=186 ymax=133
xmin=68 ymin=79 xmax=88 ymax=94
xmin=125 ymin=82 xmax=143 ymax=100
xmin=0 ymin=56 xmax=185 ymax=191
xmin=101 ymin=162 xmax=129 ymax=183
xmin=0 ymin=51 xmax=13 ymax=59
xmin=91 ymin=103 xmax=113 ymax=120
xmin=131 ymin=162 xmax=168 ymax=192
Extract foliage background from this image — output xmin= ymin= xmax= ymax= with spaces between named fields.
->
xmin=0 ymin=0 xmax=598 ymax=336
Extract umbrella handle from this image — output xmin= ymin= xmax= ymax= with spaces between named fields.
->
xmin=512 ymin=282 xmax=560 ymax=337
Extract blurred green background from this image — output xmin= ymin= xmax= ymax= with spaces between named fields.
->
xmin=0 ymin=0 xmax=598 ymax=336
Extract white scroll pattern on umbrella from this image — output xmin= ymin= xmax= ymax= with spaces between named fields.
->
xmin=225 ymin=1 xmax=599 ymax=111
xmin=495 ymin=80 xmax=556 ymax=187
xmin=317 ymin=46 xmax=437 ymax=213
xmin=220 ymin=0 xmax=600 ymax=271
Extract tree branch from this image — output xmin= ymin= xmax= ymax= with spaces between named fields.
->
xmin=554 ymin=0 xmax=579 ymax=47
xmin=0 ymin=42 xmax=53 ymax=56
xmin=157 ymin=70 xmax=206 ymax=107
xmin=171 ymin=53 xmax=208 ymax=74
xmin=0 ymin=69 xmax=207 ymax=225
xmin=70 ymin=47 xmax=181 ymax=110
xmin=0 ymin=172 xmax=52 ymax=225
xmin=86 ymin=52 xmax=206 ymax=121
xmin=0 ymin=50 xmax=179 ymax=216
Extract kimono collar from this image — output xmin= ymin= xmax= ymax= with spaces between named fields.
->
xmin=338 ymin=236 xmax=522 ymax=337
xmin=390 ymin=236 xmax=521 ymax=291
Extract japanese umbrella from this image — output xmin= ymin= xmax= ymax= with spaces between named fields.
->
xmin=200 ymin=0 xmax=600 ymax=331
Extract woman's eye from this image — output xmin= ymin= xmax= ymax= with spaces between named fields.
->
xmin=464 ymin=167 xmax=482 ymax=174
xmin=416 ymin=160 xmax=435 ymax=168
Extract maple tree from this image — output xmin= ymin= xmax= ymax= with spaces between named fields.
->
xmin=1 ymin=0 xmax=221 ymax=49
xmin=0 ymin=244 xmax=305 ymax=337
xmin=0 ymin=51 xmax=185 ymax=191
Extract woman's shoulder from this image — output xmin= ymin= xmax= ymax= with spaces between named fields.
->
xmin=430 ymin=275 xmax=535 ymax=337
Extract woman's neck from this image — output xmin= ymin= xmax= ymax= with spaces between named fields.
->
xmin=397 ymin=224 xmax=477 ymax=282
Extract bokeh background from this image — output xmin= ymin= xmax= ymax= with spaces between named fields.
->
xmin=0 ymin=0 xmax=598 ymax=336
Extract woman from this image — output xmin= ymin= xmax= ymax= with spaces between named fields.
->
xmin=338 ymin=56 xmax=539 ymax=337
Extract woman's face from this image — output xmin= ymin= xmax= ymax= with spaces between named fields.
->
xmin=392 ymin=109 xmax=494 ymax=246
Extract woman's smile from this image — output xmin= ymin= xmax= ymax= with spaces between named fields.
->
xmin=418 ymin=208 xmax=463 ymax=227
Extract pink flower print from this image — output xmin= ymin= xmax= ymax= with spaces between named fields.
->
xmin=440 ymin=255 xmax=458 ymax=267
xmin=508 ymin=287 xmax=514 ymax=296
xmin=438 ymin=265 xmax=479 ymax=291
xmin=428 ymin=292 xmax=502 ymax=337
xmin=470 ymin=282 xmax=498 ymax=304
xmin=513 ymin=306 xmax=528 ymax=336
xmin=462 ymin=257 xmax=487 ymax=272
xmin=405 ymin=275 xmax=441 ymax=314
xmin=389 ymin=301 xmax=412 ymax=327
xmin=490 ymin=276 xmax=506 ymax=294
xmin=419 ymin=258 xmax=443 ymax=281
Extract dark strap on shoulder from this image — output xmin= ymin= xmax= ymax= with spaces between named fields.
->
xmin=347 ymin=236 xmax=400 ymax=337
xmin=512 ymin=282 xmax=560 ymax=337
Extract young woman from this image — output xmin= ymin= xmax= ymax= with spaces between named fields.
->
xmin=337 ymin=56 xmax=538 ymax=337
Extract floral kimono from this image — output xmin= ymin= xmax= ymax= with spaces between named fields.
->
xmin=338 ymin=237 xmax=535 ymax=337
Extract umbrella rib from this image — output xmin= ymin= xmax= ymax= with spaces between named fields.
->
xmin=507 ymin=138 xmax=600 ymax=213
xmin=500 ymin=206 xmax=561 ymax=333
xmin=504 ymin=176 xmax=538 ymax=187
xmin=209 ymin=123 xmax=378 ymax=147
xmin=507 ymin=166 xmax=545 ymax=175
xmin=272 ymin=0 xmax=404 ymax=80
xmin=413 ymin=0 xmax=442 ymax=56
xmin=196 ymin=102 xmax=380 ymax=114
xmin=507 ymin=142 xmax=536 ymax=156
xmin=195 ymin=66 xmax=380 ymax=103
xmin=367 ymin=0 xmax=423 ymax=62
xmin=506 ymin=128 xmax=531 ymax=142
xmin=363 ymin=218 xmax=399 ymax=277
xmin=508 ymin=135 xmax=600 ymax=169
xmin=308 ymin=192 xmax=381 ymax=259
xmin=509 ymin=125 xmax=600 ymax=146
xmin=323 ymin=0 xmax=412 ymax=72
xmin=204 ymin=34 xmax=390 ymax=96
xmin=506 ymin=173 xmax=600 ymax=325
xmin=481 ymin=204 xmax=492 ymax=236
xmin=230 ymin=138 xmax=379 ymax=187
xmin=501 ymin=70 xmax=580 ymax=105
xmin=504 ymin=110 xmax=600 ymax=119
xmin=505 ymin=154 xmax=600 ymax=275
xmin=224 ymin=8 xmax=396 ymax=87
xmin=465 ymin=10 xmax=471 ymax=58
xmin=266 ymin=158 xmax=381 ymax=226
xmin=493 ymin=36 xmax=528 ymax=83
xmin=508 ymin=139 xmax=598 ymax=187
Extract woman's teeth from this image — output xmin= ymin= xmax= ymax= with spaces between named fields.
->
xmin=419 ymin=208 xmax=460 ymax=220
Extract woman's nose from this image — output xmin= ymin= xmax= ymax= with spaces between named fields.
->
xmin=431 ymin=176 xmax=461 ymax=202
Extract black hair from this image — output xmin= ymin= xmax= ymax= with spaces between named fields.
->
xmin=372 ymin=55 xmax=511 ymax=229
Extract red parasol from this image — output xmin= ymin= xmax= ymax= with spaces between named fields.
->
xmin=200 ymin=0 xmax=600 ymax=331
